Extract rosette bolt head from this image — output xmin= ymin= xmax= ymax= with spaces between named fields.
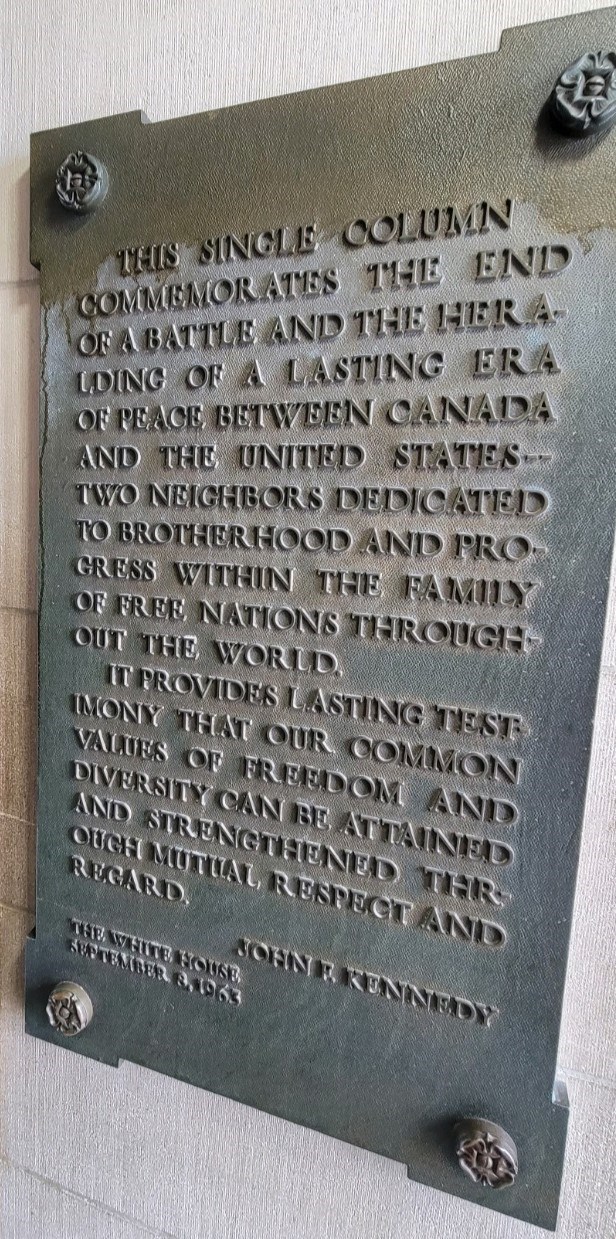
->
xmin=454 ymin=1118 xmax=518 ymax=1189
xmin=550 ymin=52 xmax=616 ymax=135
xmin=55 ymin=150 xmax=108 ymax=213
xmin=46 ymin=982 xmax=93 ymax=1036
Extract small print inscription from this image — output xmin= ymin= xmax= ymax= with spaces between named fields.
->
xmin=69 ymin=919 xmax=242 ymax=1003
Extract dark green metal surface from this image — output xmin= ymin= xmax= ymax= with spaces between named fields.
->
xmin=27 ymin=8 xmax=616 ymax=1228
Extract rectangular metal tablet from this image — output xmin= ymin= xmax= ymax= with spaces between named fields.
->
xmin=26 ymin=8 xmax=616 ymax=1227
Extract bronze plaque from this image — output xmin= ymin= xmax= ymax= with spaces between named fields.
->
xmin=27 ymin=9 xmax=616 ymax=1227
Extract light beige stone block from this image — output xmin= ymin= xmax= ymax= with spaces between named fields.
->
xmin=0 ymin=812 xmax=34 ymax=911
xmin=0 ymin=610 xmax=36 ymax=823
xmin=1 ymin=1164 xmax=166 ymax=1239
xmin=0 ymin=285 xmax=39 ymax=612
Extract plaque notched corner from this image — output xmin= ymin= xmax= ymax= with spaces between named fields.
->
xmin=29 ymin=109 xmax=153 ymax=283
xmin=551 ymin=1074 xmax=569 ymax=1111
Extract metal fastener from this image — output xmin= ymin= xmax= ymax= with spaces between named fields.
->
xmin=46 ymin=981 xmax=93 ymax=1036
xmin=550 ymin=51 xmax=616 ymax=135
xmin=454 ymin=1118 xmax=518 ymax=1189
xmin=55 ymin=150 xmax=108 ymax=213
